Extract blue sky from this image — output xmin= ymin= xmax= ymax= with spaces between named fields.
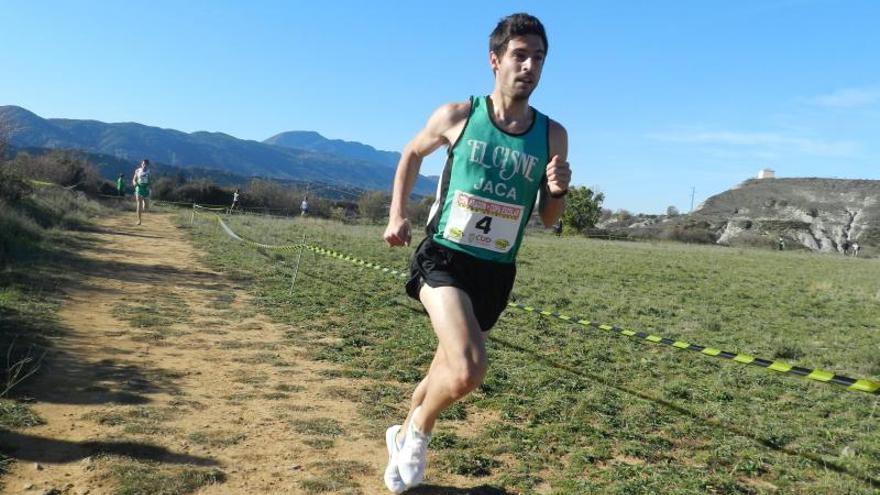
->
xmin=2 ymin=0 xmax=878 ymax=213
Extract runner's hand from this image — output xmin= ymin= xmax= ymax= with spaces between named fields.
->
xmin=384 ymin=217 xmax=411 ymax=247
xmin=546 ymin=155 xmax=571 ymax=197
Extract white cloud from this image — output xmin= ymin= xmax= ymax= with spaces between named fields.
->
xmin=647 ymin=130 xmax=858 ymax=157
xmin=810 ymin=87 xmax=880 ymax=108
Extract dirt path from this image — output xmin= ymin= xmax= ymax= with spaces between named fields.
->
xmin=1 ymin=212 xmax=405 ymax=494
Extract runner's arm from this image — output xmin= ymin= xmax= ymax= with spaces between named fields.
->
xmin=384 ymin=103 xmax=469 ymax=246
xmin=537 ymin=120 xmax=571 ymax=227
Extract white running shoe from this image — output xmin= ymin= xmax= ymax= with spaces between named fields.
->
xmin=397 ymin=409 xmax=432 ymax=488
xmin=384 ymin=424 xmax=407 ymax=494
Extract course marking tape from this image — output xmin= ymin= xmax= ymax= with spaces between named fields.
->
xmin=507 ymin=302 xmax=879 ymax=395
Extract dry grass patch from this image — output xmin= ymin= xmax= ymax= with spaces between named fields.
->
xmin=99 ymin=455 xmax=225 ymax=495
xmin=299 ymin=460 xmax=370 ymax=494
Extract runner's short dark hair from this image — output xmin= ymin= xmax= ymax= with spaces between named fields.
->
xmin=490 ymin=13 xmax=547 ymax=58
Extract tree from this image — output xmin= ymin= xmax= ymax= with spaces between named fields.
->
xmin=407 ymin=196 xmax=434 ymax=226
xmin=246 ymin=178 xmax=288 ymax=208
xmin=560 ymin=186 xmax=605 ymax=233
xmin=666 ymin=205 xmax=680 ymax=217
xmin=0 ymin=123 xmax=8 ymax=162
xmin=357 ymin=191 xmax=391 ymax=224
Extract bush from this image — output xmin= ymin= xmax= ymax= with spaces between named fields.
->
xmin=151 ymin=177 xmax=178 ymax=200
xmin=0 ymin=200 xmax=43 ymax=264
xmin=0 ymin=165 xmax=32 ymax=203
xmin=407 ymin=196 xmax=434 ymax=226
xmin=668 ymin=226 xmax=715 ymax=244
xmin=725 ymin=232 xmax=778 ymax=250
xmin=165 ymin=179 xmax=230 ymax=205
xmin=7 ymin=150 xmax=103 ymax=193
xmin=357 ymin=191 xmax=390 ymax=224
xmin=329 ymin=206 xmax=350 ymax=223
xmin=246 ymin=179 xmax=289 ymax=208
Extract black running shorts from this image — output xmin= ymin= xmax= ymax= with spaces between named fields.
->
xmin=405 ymin=237 xmax=516 ymax=332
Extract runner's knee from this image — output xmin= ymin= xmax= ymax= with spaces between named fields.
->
xmin=447 ymin=356 xmax=487 ymax=398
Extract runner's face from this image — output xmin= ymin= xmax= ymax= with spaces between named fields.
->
xmin=491 ymin=35 xmax=545 ymax=100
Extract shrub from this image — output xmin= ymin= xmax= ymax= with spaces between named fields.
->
xmin=407 ymin=196 xmax=434 ymax=226
xmin=7 ymin=150 xmax=103 ymax=193
xmin=329 ymin=206 xmax=349 ymax=223
xmin=0 ymin=199 xmax=42 ymax=264
xmin=166 ymin=179 xmax=230 ymax=205
xmin=0 ymin=165 xmax=32 ymax=203
xmin=357 ymin=191 xmax=390 ymax=224
xmin=668 ymin=226 xmax=715 ymax=244
xmin=245 ymin=179 xmax=288 ymax=208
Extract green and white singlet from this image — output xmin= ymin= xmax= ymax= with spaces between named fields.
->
xmin=427 ymin=96 xmax=549 ymax=264
xmin=135 ymin=169 xmax=151 ymax=198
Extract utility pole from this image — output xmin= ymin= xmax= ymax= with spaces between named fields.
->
xmin=690 ymin=186 xmax=695 ymax=213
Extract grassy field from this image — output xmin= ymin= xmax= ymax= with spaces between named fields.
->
xmin=183 ymin=210 xmax=879 ymax=494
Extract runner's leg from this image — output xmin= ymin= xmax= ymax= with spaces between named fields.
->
xmin=398 ymin=325 xmax=488 ymax=441
xmin=409 ymin=284 xmax=487 ymax=434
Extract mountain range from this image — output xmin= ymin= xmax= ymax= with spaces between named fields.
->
xmin=0 ymin=105 xmax=436 ymax=195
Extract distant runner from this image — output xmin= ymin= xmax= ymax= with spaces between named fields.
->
xmin=116 ymin=173 xmax=125 ymax=197
xmin=230 ymin=188 xmax=241 ymax=213
xmin=381 ymin=13 xmax=570 ymax=493
xmin=300 ymin=196 xmax=309 ymax=216
xmin=132 ymin=159 xmax=151 ymax=225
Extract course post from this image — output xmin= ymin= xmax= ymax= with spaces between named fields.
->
xmin=289 ymin=231 xmax=307 ymax=295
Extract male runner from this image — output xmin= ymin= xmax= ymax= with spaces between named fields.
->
xmin=132 ymin=159 xmax=151 ymax=225
xmin=116 ymin=173 xmax=125 ymax=197
xmin=382 ymin=13 xmax=571 ymax=492
xmin=230 ymin=188 xmax=241 ymax=213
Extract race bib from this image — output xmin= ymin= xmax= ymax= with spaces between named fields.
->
xmin=138 ymin=171 xmax=150 ymax=185
xmin=442 ymin=191 xmax=523 ymax=253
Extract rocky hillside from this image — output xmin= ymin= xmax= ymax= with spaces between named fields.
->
xmin=599 ymin=178 xmax=879 ymax=257
xmin=693 ymin=178 xmax=879 ymax=254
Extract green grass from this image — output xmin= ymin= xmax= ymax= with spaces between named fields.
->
xmin=183 ymin=212 xmax=880 ymax=494
xmin=231 ymin=351 xmax=290 ymax=367
xmin=186 ymin=430 xmax=246 ymax=448
xmin=292 ymin=418 xmax=345 ymax=437
xmin=82 ymin=406 xmax=177 ymax=436
xmin=0 ymin=399 xmax=45 ymax=428
xmin=100 ymin=456 xmax=225 ymax=495
xmin=113 ymin=294 xmax=191 ymax=329
xmin=299 ymin=459 xmax=371 ymax=494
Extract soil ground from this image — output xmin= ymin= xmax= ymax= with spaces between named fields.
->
xmin=0 ymin=212 xmax=479 ymax=494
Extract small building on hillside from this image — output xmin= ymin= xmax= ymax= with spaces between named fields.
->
xmin=757 ymin=168 xmax=776 ymax=179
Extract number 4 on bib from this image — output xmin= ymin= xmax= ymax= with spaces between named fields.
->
xmin=475 ymin=216 xmax=492 ymax=234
